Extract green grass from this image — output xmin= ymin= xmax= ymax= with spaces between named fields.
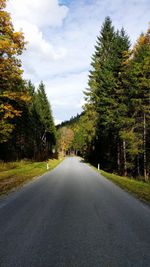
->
xmin=0 ymin=158 xmax=63 ymax=195
xmin=99 ymin=170 xmax=150 ymax=203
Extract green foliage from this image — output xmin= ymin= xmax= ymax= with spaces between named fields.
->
xmin=84 ymin=17 xmax=131 ymax=171
xmin=0 ymin=79 xmax=56 ymax=161
xmin=60 ymin=18 xmax=150 ymax=180
xmin=84 ymin=18 xmax=149 ymax=179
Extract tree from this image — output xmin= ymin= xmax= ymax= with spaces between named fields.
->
xmin=122 ymin=28 xmax=150 ymax=179
xmin=33 ymin=82 xmax=56 ymax=159
xmin=0 ymin=0 xmax=29 ymax=143
xmin=84 ymin=17 xmax=130 ymax=172
xmin=57 ymin=127 xmax=74 ymax=156
xmin=0 ymin=2 xmax=57 ymax=161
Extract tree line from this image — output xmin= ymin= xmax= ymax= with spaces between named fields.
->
xmin=1 ymin=0 xmax=150 ymax=179
xmin=57 ymin=17 xmax=150 ymax=180
xmin=0 ymin=0 xmax=56 ymax=161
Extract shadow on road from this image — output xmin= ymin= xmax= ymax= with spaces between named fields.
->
xmin=79 ymin=158 xmax=88 ymax=164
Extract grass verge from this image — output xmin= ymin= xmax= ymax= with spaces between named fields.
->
xmin=0 ymin=158 xmax=63 ymax=195
xmin=99 ymin=169 xmax=150 ymax=203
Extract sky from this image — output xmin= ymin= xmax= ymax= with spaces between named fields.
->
xmin=7 ymin=0 xmax=150 ymax=124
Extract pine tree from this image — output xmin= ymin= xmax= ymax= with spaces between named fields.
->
xmin=84 ymin=17 xmax=130 ymax=172
xmin=123 ymin=28 xmax=150 ymax=179
xmin=34 ymin=82 xmax=56 ymax=158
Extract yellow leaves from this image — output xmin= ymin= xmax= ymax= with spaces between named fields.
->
xmin=0 ymin=5 xmax=26 ymax=93
xmin=0 ymin=5 xmax=25 ymax=58
xmin=57 ymin=127 xmax=74 ymax=151
xmin=0 ymin=103 xmax=22 ymax=119
xmin=0 ymin=11 xmax=13 ymax=35
xmin=20 ymin=94 xmax=31 ymax=102
xmin=0 ymin=89 xmax=32 ymax=142
xmin=0 ymin=32 xmax=25 ymax=56
xmin=0 ymin=100 xmax=21 ymax=142
xmin=13 ymin=31 xmax=26 ymax=51
xmin=122 ymin=50 xmax=132 ymax=65
xmin=133 ymin=26 xmax=150 ymax=55
xmin=2 ymin=91 xmax=31 ymax=103
xmin=140 ymin=27 xmax=150 ymax=45
xmin=0 ymin=120 xmax=14 ymax=143
xmin=0 ymin=0 xmax=28 ymax=143
xmin=0 ymin=91 xmax=31 ymax=142
xmin=0 ymin=38 xmax=12 ymax=54
xmin=138 ymin=35 xmax=147 ymax=45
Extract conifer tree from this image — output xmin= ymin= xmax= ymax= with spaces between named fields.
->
xmin=122 ymin=28 xmax=150 ymax=179
xmin=84 ymin=17 xmax=130 ymax=171
xmin=35 ymin=82 xmax=56 ymax=157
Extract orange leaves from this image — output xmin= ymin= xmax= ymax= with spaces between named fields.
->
xmin=0 ymin=90 xmax=31 ymax=142
xmin=0 ymin=30 xmax=25 ymax=57
xmin=58 ymin=127 xmax=74 ymax=152
xmin=0 ymin=11 xmax=13 ymax=37
xmin=132 ymin=26 xmax=150 ymax=55
xmin=139 ymin=27 xmax=150 ymax=45
xmin=0 ymin=103 xmax=22 ymax=119
xmin=2 ymin=91 xmax=31 ymax=103
xmin=0 ymin=0 xmax=28 ymax=143
xmin=13 ymin=32 xmax=26 ymax=54
xmin=138 ymin=35 xmax=147 ymax=46
xmin=0 ymin=2 xmax=26 ymax=85
xmin=0 ymin=38 xmax=12 ymax=56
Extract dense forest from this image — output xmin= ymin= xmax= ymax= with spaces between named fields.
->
xmin=57 ymin=17 xmax=150 ymax=180
xmin=0 ymin=0 xmax=56 ymax=161
xmin=0 ymin=1 xmax=150 ymax=180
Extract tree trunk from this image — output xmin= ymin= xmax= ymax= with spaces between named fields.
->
xmin=123 ymin=140 xmax=127 ymax=176
xmin=137 ymin=154 xmax=140 ymax=177
xmin=143 ymin=112 xmax=147 ymax=180
xmin=117 ymin=142 xmax=120 ymax=174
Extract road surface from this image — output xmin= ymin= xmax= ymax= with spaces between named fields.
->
xmin=0 ymin=157 xmax=150 ymax=267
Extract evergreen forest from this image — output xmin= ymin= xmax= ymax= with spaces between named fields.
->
xmin=0 ymin=1 xmax=150 ymax=181
xmin=57 ymin=17 xmax=150 ymax=180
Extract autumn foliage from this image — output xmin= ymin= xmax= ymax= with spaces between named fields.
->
xmin=0 ymin=0 xmax=29 ymax=142
xmin=0 ymin=1 xmax=56 ymax=160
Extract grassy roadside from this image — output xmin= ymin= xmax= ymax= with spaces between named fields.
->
xmin=99 ymin=169 xmax=150 ymax=203
xmin=0 ymin=158 xmax=63 ymax=195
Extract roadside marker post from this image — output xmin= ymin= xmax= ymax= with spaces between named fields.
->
xmin=98 ymin=163 xmax=100 ymax=170
xmin=47 ymin=162 xmax=49 ymax=170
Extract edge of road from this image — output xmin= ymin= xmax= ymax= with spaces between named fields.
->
xmin=87 ymin=161 xmax=150 ymax=206
xmin=0 ymin=158 xmax=64 ymax=198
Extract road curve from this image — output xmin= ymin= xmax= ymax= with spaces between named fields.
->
xmin=0 ymin=157 xmax=150 ymax=267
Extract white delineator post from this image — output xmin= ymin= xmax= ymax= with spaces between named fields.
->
xmin=47 ymin=162 xmax=49 ymax=170
xmin=98 ymin=163 xmax=100 ymax=170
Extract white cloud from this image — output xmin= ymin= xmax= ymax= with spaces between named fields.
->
xmin=7 ymin=0 xmax=68 ymax=27
xmin=14 ymin=20 xmax=67 ymax=61
xmin=44 ymin=71 xmax=88 ymax=122
xmin=7 ymin=0 xmax=68 ymax=67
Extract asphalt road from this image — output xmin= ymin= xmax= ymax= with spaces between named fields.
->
xmin=0 ymin=157 xmax=150 ymax=267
